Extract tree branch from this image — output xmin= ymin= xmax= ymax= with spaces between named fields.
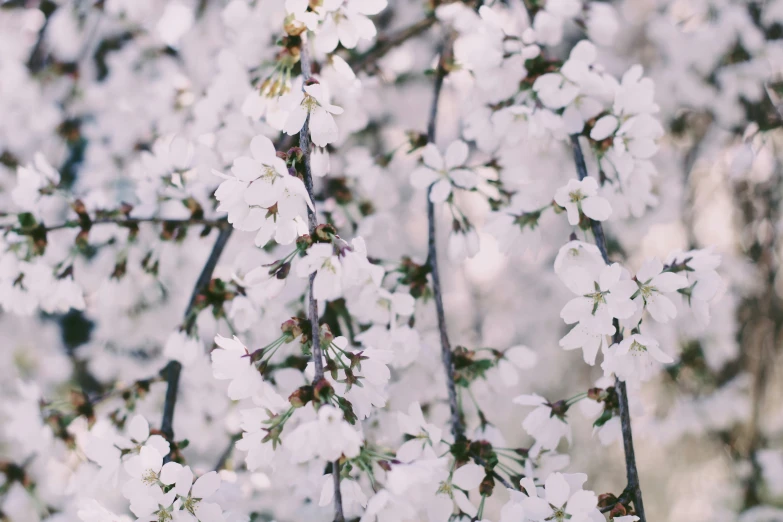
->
xmin=569 ymin=135 xmax=646 ymax=522
xmin=299 ymin=39 xmax=344 ymax=522
xmin=349 ymin=16 xmax=436 ymax=74
xmin=4 ymin=215 xmax=229 ymax=235
xmin=160 ymin=225 xmax=234 ymax=462
xmin=423 ymin=37 xmax=463 ymax=440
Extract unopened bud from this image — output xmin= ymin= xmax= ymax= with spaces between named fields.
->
xmin=549 ymin=399 xmax=569 ymax=418
xmin=313 ymin=223 xmax=336 ymax=243
xmin=281 ymin=318 xmax=303 ymax=340
xmin=597 ymin=493 xmax=617 ymax=509
xmin=479 ymin=475 xmax=495 ymax=497
xmin=288 ymin=385 xmax=314 ymax=408
xmin=313 ymin=378 xmax=334 ymax=404
xmin=610 ymin=503 xmax=627 ymax=518
xmin=587 ymin=387 xmax=607 ymax=402
xmin=276 ymin=261 xmax=291 ymax=280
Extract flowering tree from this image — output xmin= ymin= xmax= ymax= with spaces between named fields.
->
xmin=0 ymin=0 xmax=781 ymax=521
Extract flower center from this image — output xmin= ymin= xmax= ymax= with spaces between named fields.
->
xmin=184 ymin=497 xmax=200 ymax=515
xmin=302 ymin=94 xmax=319 ymax=113
xmin=639 ymin=283 xmax=655 ymax=299
xmin=569 ymin=190 xmax=585 ymax=203
xmin=630 ymin=340 xmax=647 ymax=355
xmin=142 ymin=469 xmax=159 ymax=486
xmin=261 ymin=165 xmax=278 ymax=182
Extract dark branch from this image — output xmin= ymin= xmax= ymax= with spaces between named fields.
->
xmin=349 ymin=16 xmax=436 ymax=74
xmin=4 ymin=216 xmax=229 ymax=235
xmin=569 ymin=135 xmax=646 ymax=522
xmin=299 ymin=40 xmax=344 ymax=522
xmin=423 ymin=37 xmax=463 ymax=440
xmin=161 ymin=225 xmax=234 ymax=462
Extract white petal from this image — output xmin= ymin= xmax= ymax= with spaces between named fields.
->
xmin=421 ymin=143 xmax=444 ymax=170
xmin=566 ymin=490 xmax=598 ymax=515
xmin=452 ymin=463 xmax=485 ymax=490
xmin=582 ymin=196 xmax=612 ymax=222
xmin=544 ymin=472 xmax=570 ymax=508
xmin=453 ymin=490 xmax=477 ymax=517
xmin=590 ymin=115 xmax=618 ymax=141
xmin=506 ymin=346 xmax=538 ymax=369
xmin=250 ymin=135 xmax=277 ymax=164
xmin=444 ymin=140 xmax=469 ymax=170
xmin=127 ymin=415 xmax=150 ymax=443
xmin=410 ymin=166 xmax=440 ymax=189
xmin=429 ymin=178 xmax=452 ymax=203
xmin=194 ymin=502 xmax=225 ymax=522
xmin=191 ymin=471 xmax=221 ymax=499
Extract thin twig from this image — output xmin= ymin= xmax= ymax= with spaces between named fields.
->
xmin=160 ymin=226 xmax=234 ymax=462
xmin=569 ymin=135 xmax=646 ymax=522
xmin=214 ymin=433 xmax=241 ymax=471
xmin=3 ymin=216 xmax=229 ymax=235
xmin=422 ymin=36 xmax=463 ymax=440
xmin=299 ymin=39 xmax=344 ymax=522
xmin=349 ymin=16 xmax=436 ymax=74
xmin=27 ymin=11 xmax=51 ymax=73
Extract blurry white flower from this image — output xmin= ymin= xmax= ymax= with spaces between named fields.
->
xmin=410 ymin=141 xmax=478 ymax=203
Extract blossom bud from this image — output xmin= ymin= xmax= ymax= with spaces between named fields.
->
xmin=406 ymin=131 xmax=428 ymax=151
xmin=313 ymin=223 xmax=336 ymax=243
xmin=71 ymin=199 xmax=87 ymax=216
xmin=111 ymin=259 xmax=127 ymax=280
xmin=549 ymin=399 xmax=569 ymax=418
xmin=281 ymin=318 xmax=303 ymax=340
xmin=283 ymin=16 xmax=307 ymax=37
xmin=289 ymin=385 xmax=314 ymax=408
xmin=588 ymin=387 xmax=607 ymax=402
xmin=296 ymin=234 xmax=313 ymax=251
xmin=313 ymin=377 xmax=334 ymax=404
xmin=597 ymin=493 xmax=618 ymax=509
xmin=287 ymin=147 xmax=304 ymax=164
xmin=276 ymin=262 xmax=291 ymax=280
xmin=610 ymin=503 xmax=627 ymax=518
xmin=479 ymin=475 xmax=495 ymax=497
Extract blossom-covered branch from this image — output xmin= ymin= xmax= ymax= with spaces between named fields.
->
xmin=570 ymin=134 xmax=646 ymax=522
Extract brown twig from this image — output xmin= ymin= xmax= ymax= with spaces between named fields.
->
xmin=569 ymin=135 xmax=646 ymax=522
xmin=299 ymin=39 xmax=345 ymax=522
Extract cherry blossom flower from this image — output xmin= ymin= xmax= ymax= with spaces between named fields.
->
xmin=603 ymin=333 xmax=674 ymax=382
xmin=559 ymin=263 xmax=637 ymax=331
xmin=513 ymin=394 xmax=571 ymax=452
xmin=315 ymin=0 xmax=387 ymax=54
xmin=284 ymin=405 xmax=363 ymax=462
xmin=12 ymin=153 xmax=59 ymax=214
xmin=160 ymin=464 xmax=224 ymax=522
xmin=410 ymin=141 xmax=478 ymax=203
xmin=496 ymin=345 xmax=539 ymax=387
xmin=296 ymin=243 xmax=343 ymax=301
xmin=396 ymin=402 xmax=443 ymax=463
xmin=522 ymin=472 xmax=599 ymax=522
xmin=448 ymin=225 xmax=480 ymax=262
xmin=554 ymin=177 xmax=612 ymax=226
xmin=633 ymin=258 xmax=689 ymax=323
xmin=117 ymin=415 xmax=171 ymax=464
xmin=281 ymin=83 xmax=344 ymax=147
